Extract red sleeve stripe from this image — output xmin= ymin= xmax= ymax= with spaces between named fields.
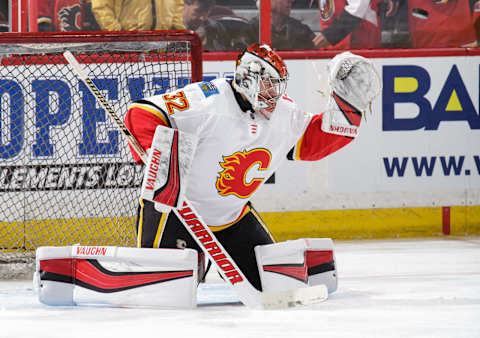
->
xmin=130 ymin=101 xmax=171 ymax=127
xmin=293 ymin=114 xmax=354 ymax=161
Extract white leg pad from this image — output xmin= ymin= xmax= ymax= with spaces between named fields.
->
xmin=255 ymin=239 xmax=310 ymax=293
xmin=255 ymin=238 xmax=337 ymax=294
xmin=34 ymin=246 xmax=198 ymax=308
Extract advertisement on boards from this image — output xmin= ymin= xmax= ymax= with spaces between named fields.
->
xmin=330 ymin=57 xmax=479 ymax=190
xmin=324 ymin=56 xmax=480 ymax=209
xmin=1 ymin=55 xmax=479 ymax=217
xmin=203 ymin=56 xmax=480 ymax=210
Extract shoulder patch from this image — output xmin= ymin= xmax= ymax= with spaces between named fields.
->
xmin=198 ymin=81 xmax=219 ymax=98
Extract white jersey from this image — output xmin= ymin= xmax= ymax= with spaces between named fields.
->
xmin=133 ymin=78 xmax=311 ymax=226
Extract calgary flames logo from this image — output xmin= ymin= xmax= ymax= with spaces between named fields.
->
xmin=216 ymin=149 xmax=272 ymax=199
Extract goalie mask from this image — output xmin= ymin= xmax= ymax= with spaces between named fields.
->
xmin=233 ymin=43 xmax=288 ymax=119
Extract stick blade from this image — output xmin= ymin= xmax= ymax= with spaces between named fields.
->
xmin=262 ymin=284 xmax=328 ymax=310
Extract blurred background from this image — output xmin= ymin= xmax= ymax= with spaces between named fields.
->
xmin=3 ymin=0 xmax=478 ymax=51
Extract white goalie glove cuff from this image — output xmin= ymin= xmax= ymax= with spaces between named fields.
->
xmin=327 ymin=51 xmax=381 ymax=116
xmin=321 ymin=92 xmax=362 ymax=137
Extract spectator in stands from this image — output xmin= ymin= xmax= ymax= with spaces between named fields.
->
xmin=0 ymin=2 xmax=8 ymax=32
xmin=35 ymin=0 xmax=100 ymax=31
xmin=208 ymin=5 xmax=251 ymax=50
xmin=249 ymin=0 xmax=316 ymax=50
xmin=91 ymin=0 xmax=185 ymax=31
xmin=380 ymin=0 xmax=410 ymax=48
xmin=406 ymin=0 xmax=479 ymax=48
xmin=313 ymin=0 xmax=399 ymax=49
xmin=182 ymin=0 xmax=214 ymax=31
xmin=183 ymin=0 xmax=250 ymax=51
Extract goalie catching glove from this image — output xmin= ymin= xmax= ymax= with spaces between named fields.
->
xmin=321 ymin=52 xmax=381 ymax=137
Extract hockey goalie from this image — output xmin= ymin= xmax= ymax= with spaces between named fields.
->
xmin=35 ymin=44 xmax=380 ymax=309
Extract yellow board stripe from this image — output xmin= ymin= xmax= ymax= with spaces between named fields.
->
xmin=262 ymin=205 xmax=480 ymax=241
xmin=0 ymin=217 xmax=136 ymax=249
xmin=451 ymin=205 xmax=480 ymax=235
xmin=1 ymin=206 xmax=479 ymax=251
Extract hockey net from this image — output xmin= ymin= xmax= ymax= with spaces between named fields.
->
xmin=0 ymin=31 xmax=203 ymax=279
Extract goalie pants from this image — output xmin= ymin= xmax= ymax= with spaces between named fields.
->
xmin=136 ymin=199 xmax=275 ymax=291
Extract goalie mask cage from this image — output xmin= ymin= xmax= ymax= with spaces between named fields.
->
xmin=0 ymin=31 xmax=203 ymax=279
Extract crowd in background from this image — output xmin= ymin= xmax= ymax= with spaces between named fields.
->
xmin=0 ymin=1 xmax=8 ymax=32
xmin=1 ymin=0 xmax=479 ymax=50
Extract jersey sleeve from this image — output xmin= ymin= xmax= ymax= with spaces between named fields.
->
xmin=321 ymin=9 xmax=361 ymax=46
xmin=124 ymin=99 xmax=171 ymax=164
xmin=287 ymin=113 xmax=355 ymax=161
xmin=36 ymin=0 xmax=55 ymax=28
xmin=124 ymin=82 xmax=214 ymax=164
xmin=344 ymin=0 xmax=376 ymax=18
xmin=146 ymin=83 xmax=214 ymax=135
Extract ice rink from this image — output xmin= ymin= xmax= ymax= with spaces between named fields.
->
xmin=1 ymin=237 xmax=479 ymax=338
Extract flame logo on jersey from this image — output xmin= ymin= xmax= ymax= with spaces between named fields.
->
xmin=216 ymin=149 xmax=272 ymax=199
xmin=320 ymin=0 xmax=335 ymax=21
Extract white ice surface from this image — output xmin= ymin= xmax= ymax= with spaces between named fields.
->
xmin=1 ymin=238 xmax=479 ymax=338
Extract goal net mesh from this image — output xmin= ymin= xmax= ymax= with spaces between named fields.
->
xmin=0 ymin=31 xmax=202 ymax=279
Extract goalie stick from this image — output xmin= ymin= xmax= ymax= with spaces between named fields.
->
xmin=63 ymin=50 xmax=328 ymax=309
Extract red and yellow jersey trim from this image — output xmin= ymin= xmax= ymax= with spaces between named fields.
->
xmin=136 ymin=197 xmax=145 ymax=248
xmin=129 ymin=102 xmax=170 ymax=127
xmin=208 ymin=203 xmax=251 ymax=232
xmin=293 ymin=133 xmax=305 ymax=160
xmin=153 ymin=213 xmax=168 ymax=248
xmin=136 ymin=197 xmax=168 ymax=248
xmin=124 ymin=100 xmax=172 ymax=164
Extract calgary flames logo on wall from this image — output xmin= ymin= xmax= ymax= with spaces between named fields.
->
xmin=216 ymin=148 xmax=272 ymax=199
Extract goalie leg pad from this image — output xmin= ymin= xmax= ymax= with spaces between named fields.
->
xmin=34 ymin=246 xmax=198 ymax=308
xmin=255 ymin=238 xmax=337 ymax=294
xmin=255 ymin=240 xmax=309 ymax=293
xmin=305 ymin=238 xmax=338 ymax=293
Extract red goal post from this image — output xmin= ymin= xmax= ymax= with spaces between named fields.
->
xmin=0 ymin=30 xmax=203 ymax=279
